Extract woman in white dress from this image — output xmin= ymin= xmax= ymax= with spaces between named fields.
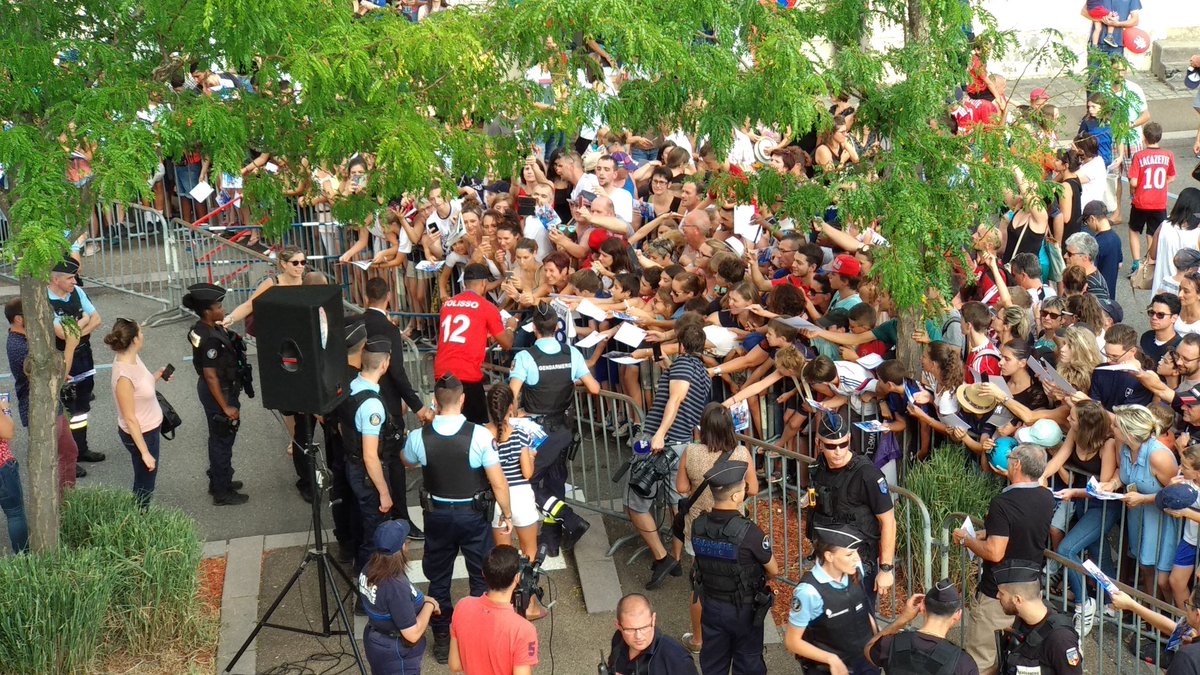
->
xmin=1151 ymin=188 xmax=1200 ymax=295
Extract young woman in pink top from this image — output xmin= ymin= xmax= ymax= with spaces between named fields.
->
xmin=105 ymin=319 xmax=172 ymax=506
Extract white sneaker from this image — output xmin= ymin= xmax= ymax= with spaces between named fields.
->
xmin=1075 ymin=597 xmax=1097 ymax=637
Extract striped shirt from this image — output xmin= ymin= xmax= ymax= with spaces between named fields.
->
xmin=496 ymin=426 xmax=535 ymax=487
xmin=833 ymin=361 xmax=879 ymax=416
xmin=643 ymin=355 xmax=711 ymax=443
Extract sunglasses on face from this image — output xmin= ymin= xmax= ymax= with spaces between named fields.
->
xmin=1147 ymin=310 xmax=1173 ymax=320
xmin=287 ymin=259 xmax=307 ymax=267
xmin=822 ymin=440 xmax=851 ymax=450
xmin=1040 ymin=310 xmax=1061 ymax=319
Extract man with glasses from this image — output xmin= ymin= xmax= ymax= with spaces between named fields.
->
xmin=1063 ymin=231 xmax=1111 ymax=302
xmin=1090 ymin=324 xmax=1153 ymax=410
xmin=606 ymin=593 xmax=698 ymax=675
xmin=1006 ymin=252 xmax=1056 ymax=312
xmin=1142 ymin=293 xmax=1183 ymax=367
xmin=1159 ymin=334 xmax=1200 ymax=395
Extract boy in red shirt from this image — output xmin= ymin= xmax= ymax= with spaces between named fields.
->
xmin=449 ymin=545 xmax=539 ymax=675
xmin=1128 ymin=122 xmax=1176 ymax=267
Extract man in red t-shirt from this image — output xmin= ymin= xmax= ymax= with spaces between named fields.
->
xmin=1127 ymin=122 xmax=1176 ymax=264
xmin=434 ymin=263 xmax=517 ymax=424
xmin=449 ymin=545 xmax=538 ymax=675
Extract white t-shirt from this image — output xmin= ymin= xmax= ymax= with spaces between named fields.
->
xmin=570 ymin=173 xmax=602 ymax=203
xmin=1078 ymin=156 xmax=1108 ymax=207
xmin=1177 ymin=317 xmax=1200 ymax=337
xmin=604 ymin=186 xmax=635 ymax=227
xmin=1152 ymin=221 xmax=1200 ymax=295
xmin=1118 ymin=81 xmax=1147 ymax=145
xmin=427 ymin=199 xmax=462 ymax=241
xmin=522 ymin=215 xmax=553 ymax=260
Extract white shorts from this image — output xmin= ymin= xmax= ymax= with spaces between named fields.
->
xmin=492 ymin=483 xmax=540 ymax=529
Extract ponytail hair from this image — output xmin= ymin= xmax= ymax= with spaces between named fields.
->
xmin=487 ymin=385 xmax=515 ymax=431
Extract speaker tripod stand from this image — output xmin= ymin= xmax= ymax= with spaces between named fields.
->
xmin=224 ymin=415 xmax=367 ymax=674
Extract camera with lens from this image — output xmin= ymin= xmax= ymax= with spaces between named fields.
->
xmin=625 ymin=445 xmax=678 ymax=500
xmin=512 ymin=543 xmax=548 ymax=616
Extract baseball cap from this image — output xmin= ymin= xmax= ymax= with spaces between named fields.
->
xmin=462 ymin=263 xmax=491 ymax=282
xmin=825 ymin=254 xmax=862 ymax=279
xmin=988 ymin=437 xmax=1018 ymax=473
xmin=374 ymin=519 xmax=411 ymax=554
xmin=1187 ymin=66 xmax=1200 ymax=90
xmin=1157 ymin=483 xmax=1200 ymax=511
xmin=1081 ymin=200 xmax=1111 ymax=220
xmin=1015 ymin=419 xmax=1064 ymax=447
xmin=1100 ymin=299 xmax=1124 ymax=325
xmin=1030 ymin=87 xmax=1050 ymax=102
xmin=588 ymin=228 xmax=612 ymax=251
xmin=816 ymin=307 xmax=850 ymax=330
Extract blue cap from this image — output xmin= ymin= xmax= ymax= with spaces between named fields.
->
xmin=989 ymin=437 xmax=1018 ymax=473
xmin=374 ymin=519 xmax=411 ymax=554
xmin=1156 ymin=483 xmax=1199 ymax=511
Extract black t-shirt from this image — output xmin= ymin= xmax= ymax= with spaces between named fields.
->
xmin=1169 ymin=643 xmax=1200 ymax=675
xmin=868 ymin=632 xmax=980 ymax=675
xmin=1011 ymin=613 xmax=1083 ymax=675
xmin=816 ymin=456 xmax=895 ymax=549
xmin=608 ymin=629 xmax=699 ymax=675
xmin=977 ymin=485 xmax=1055 ymax=598
xmin=1142 ymin=330 xmax=1181 ymax=368
xmin=700 ymin=509 xmax=773 ymax=566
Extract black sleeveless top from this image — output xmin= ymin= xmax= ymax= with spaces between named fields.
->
xmin=1061 ymin=176 xmax=1083 ymax=244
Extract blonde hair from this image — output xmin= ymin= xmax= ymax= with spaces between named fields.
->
xmin=1057 ymin=326 xmax=1101 ymax=392
xmin=775 ymin=346 xmax=807 ymax=377
xmin=998 ymin=305 xmax=1031 ymax=342
xmin=1113 ymin=405 xmax=1162 ymax=447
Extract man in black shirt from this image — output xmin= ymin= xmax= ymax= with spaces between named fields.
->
xmin=865 ymin=578 xmax=979 ymax=675
xmin=994 ymin=560 xmax=1083 ymax=675
xmin=952 ymin=443 xmax=1054 ymax=673
xmin=606 ymin=593 xmax=698 ymax=675
xmin=1090 ymin=324 xmax=1154 ymax=410
xmin=1142 ymin=293 xmax=1182 ymax=368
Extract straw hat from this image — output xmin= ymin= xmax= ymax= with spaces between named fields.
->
xmin=955 ymin=383 xmax=1000 ymax=415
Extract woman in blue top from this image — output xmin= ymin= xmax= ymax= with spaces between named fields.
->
xmin=359 ymin=519 xmax=440 ymax=674
xmin=1096 ymin=404 xmax=1179 ymax=601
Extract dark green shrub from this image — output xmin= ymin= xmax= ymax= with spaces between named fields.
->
xmin=0 ymin=548 xmax=116 ymax=674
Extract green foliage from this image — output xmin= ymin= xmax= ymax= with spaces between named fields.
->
xmin=0 ymin=547 xmax=115 ymax=674
xmin=897 ymin=445 xmax=1003 ymax=593
xmin=60 ymin=487 xmax=206 ymax=652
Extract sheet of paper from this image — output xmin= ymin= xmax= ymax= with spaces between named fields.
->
xmin=940 ymin=412 xmax=972 ymax=431
xmin=1082 ymin=559 xmax=1120 ymax=597
xmin=1041 ymin=359 xmax=1078 ymax=395
xmin=1086 ymin=476 xmax=1125 ymax=501
xmin=189 ymin=181 xmax=214 ymax=203
xmin=856 ymin=353 xmax=884 ymax=371
xmin=609 ymin=356 xmax=645 ymax=365
xmin=988 ymin=374 xmax=1011 ymax=396
xmin=500 ymin=309 xmax=514 ymax=324
xmin=415 ymin=260 xmax=444 ymax=273
xmin=521 ymin=323 xmax=535 ymax=333
xmin=780 ymin=316 xmax=820 ymax=331
xmin=347 ymin=259 xmax=372 ymax=271
xmin=730 ymin=400 xmax=751 ymax=432
xmin=613 ymin=322 xmax=647 ymax=348
xmin=575 ymin=299 xmax=608 ymax=322
xmin=733 ymin=205 xmax=760 ymax=242
xmin=574 ymin=331 xmax=606 ymax=349
xmin=610 ymin=311 xmax=640 ymax=322
xmin=854 ymin=420 xmax=889 ymax=433
xmin=806 ymin=398 xmax=834 ymax=413
xmin=264 ymin=162 xmax=280 ymax=174
xmin=961 ymin=516 xmax=976 ymax=560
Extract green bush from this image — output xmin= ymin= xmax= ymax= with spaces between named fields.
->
xmin=0 ymin=548 xmax=116 ymax=674
xmin=60 ymin=487 xmax=205 ymax=651
xmin=897 ymin=445 xmax=1003 ymax=595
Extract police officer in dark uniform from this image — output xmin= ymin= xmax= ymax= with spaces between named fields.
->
xmin=607 ymin=593 xmax=699 ymax=675
xmin=865 ymin=578 xmax=978 ymax=675
xmin=509 ymin=303 xmax=601 ymax=555
xmin=402 ymin=374 xmax=513 ymax=665
xmin=183 ymin=283 xmax=248 ymax=505
xmin=785 ymin=524 xmax=879 ymax=675
xmin=690 ymin=459 xmax=778 ymax=675
xmin=994 ymin=560 xmax=1083 ymax=675
xmin=358 ymin=519 xmax=440 ymax=674
xmin=321 ymin=318 xmax=368 ymax=562
xmin=337 ymin=335 xmax=395 ymax=573
xmin=807 ymin=412 xmax=896 ymax=599
xmin=47 ymin=258 xmax=105 ymax=465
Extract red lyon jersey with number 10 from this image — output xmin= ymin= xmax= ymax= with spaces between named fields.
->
xmin=434 ymin=290 xmax=503 ymax=384
xmin=1130 ymin=148 xmax=1175 ymax=211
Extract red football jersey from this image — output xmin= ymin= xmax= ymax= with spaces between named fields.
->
xmin=433 ymin=290 xmax=503 ymax=383
xmin=1130 ymin=148 xmax=1175 ymax=211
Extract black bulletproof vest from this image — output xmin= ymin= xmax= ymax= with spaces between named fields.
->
xmin=521 ymin=344 xmax=574 ymax=415
xmin=797 ymin=568 xmax=874 ymax=668
xmin=189 ymin=321 xmax=239 ymax=385
xmin=810 ymin=454 xmax=881 ymax=545
xmin=337 ymin=388 xmax=387 ymax=462
xmin=887 ymin=631 xmax=964 ymax=675
xmin=49 ymin=288 xmax=90 ymax=352
xmin=1001 ymin=612 xmax=1077 ymax=675
xmin=422 ymin=422 xmax=487 ymax=500
xmin=691 ymin=513 xmax=764 ymax=606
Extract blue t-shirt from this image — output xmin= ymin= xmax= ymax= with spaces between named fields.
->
xmin=1094 ymin=229 xmax=1123 ymax=298
xmin=1079 ymin=117 xmax=1114 ymax=167
xmin=510 ymin=337 xmax=591 ymax=386
xmin=350 ymin=376 xmax=386 ymax=437
xmin=1096 ymin=0 xmax=1143 ymax=56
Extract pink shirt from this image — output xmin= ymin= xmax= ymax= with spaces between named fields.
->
xmin=112 ymin=356 xmax=163 ymax=433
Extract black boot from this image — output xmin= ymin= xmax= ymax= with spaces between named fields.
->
xmin=213 ymin=490 xmax=249 ymax=506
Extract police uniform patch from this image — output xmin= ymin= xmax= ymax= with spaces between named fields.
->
xmin=1065 ymin=647 xmax=1080 ymax=666
xmin=189 ymin=330 xmax=201 ymax=349
xmin=790 ymin=596 xmax=802 ymax=613
xmin=369 ymin=413 xmax=382 ymax=426
xmin=206 ymin=349 xmax=217 ymax=359
xmin=762 ymin=537 xmax=772 ymax=551
xmin=877 ymin=477 xmax=889 ymax=494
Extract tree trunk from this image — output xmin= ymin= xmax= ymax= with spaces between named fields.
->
xmin=20 ymin=272 xmax=63 ymax=552
xmin=904 ymin=0 xmax=928 ymax=45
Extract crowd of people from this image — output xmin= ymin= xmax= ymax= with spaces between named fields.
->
xmin=7 ymin=1 xmax=1200 ymax=673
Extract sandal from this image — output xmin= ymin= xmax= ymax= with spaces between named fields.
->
xmin=681 ymin=632 xmax=702 ymax=654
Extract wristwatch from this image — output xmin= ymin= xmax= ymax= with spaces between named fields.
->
xmin=878 ymin=563 xmax=894 ymax=572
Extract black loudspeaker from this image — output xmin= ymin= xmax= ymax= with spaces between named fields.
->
xmin=252 ymin=285 xmax=349 ymax=414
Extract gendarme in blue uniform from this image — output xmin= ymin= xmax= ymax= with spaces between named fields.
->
xmin=359 ymin=570 xmax=426 ymax=671
xmin=341 ymin=374 xmax=388 ymax=571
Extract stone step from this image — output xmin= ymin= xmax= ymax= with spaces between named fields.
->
xmin=1151 ymin=39 xmax=1200 ymax=84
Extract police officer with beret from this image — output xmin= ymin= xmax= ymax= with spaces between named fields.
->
xmin=864 ymin=578 xmax=978 ymax=675
xmin=807 ymin=412 xmax=896 ymax=598
xmin=509 ymin=303 xmax=601 ymax=555
xmin=690 ymin=459 xmax=778 ymax=675
xmin=993 ymin=560 xmax=1082 ymax=675
xmin=337 ymin=335 xmax=396 ymax=572
xmin=184 ymin=283 xmax=248 ymax=506
xmin=322 ymin=318 xmax=368 ymax=562
xmin=785 ymin=525 xmax=879 ymax=675
xmin=358 ymin=519 xmax=441 ymax=674
xmin=402 ymin=374 xmax=513 ymax=665
xmin=48 ymin=258 xmax=105 ymax=465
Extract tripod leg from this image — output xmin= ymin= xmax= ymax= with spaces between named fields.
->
xmin=224 ymin=556 xmax=312 ymax=673
xmin=322 ymin=553 xmax=369 ymax=675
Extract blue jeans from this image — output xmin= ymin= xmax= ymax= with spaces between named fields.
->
xmin=1057 ymin=499 xmax=1121 ymax=605
xmin=0 ymin=460 xmax=29 ymax=553
xmin=118 ymin=427 xmax=161 ymax=507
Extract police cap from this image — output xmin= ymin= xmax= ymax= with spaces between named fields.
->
xmin=992 ymin=559 xmax=1042 ymax=586
xmin=364 ymin=335 xmax=392 ymax=355
xmin=343 ymin=320 xmax=367 ymax=349
xmin=925 ymin=578 xmax=963 ymax=608
xmin=435 ymin=373 xmax=463 ymax=392
xmin=817 ymin=412 xmax=850 ymax=441
xmin=813 ymin=524 xmax=865 ymax=551
xmin=374 ymin=519 xmax=411 ymax=554
xmin=52 ymin=258 xmax=80 ymax=275
xmin=704 ymin=459 xmax=749 ymax=488
xmin=182 ymin=283 xmax=226 ymax=311
xmin=462 ymin=263 xmax=491 ymax=282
